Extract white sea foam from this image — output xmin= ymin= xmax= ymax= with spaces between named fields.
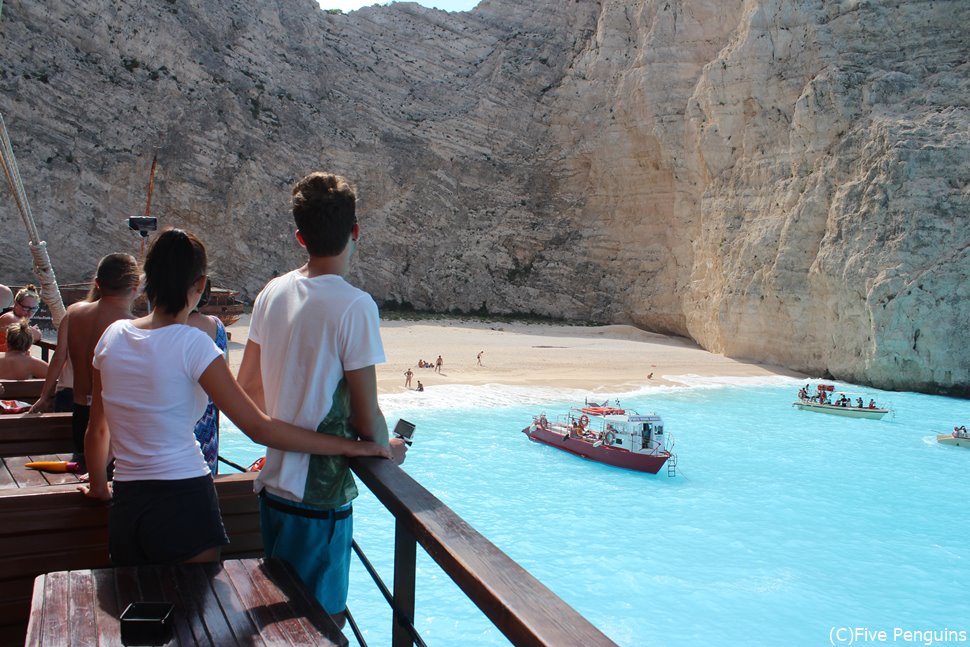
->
xmin=378 ymin=383 xmax=590 ymax=410
xmin=661 ymin=373 xmax=805 ymax=389
xmin=378 ymin=373 xmax=805 ymax=411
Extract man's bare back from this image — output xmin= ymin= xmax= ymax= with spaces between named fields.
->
xmin=67 ymin=297 xmax=135 ymax=404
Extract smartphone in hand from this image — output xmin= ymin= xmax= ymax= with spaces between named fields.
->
xmin=393 ymin=419 xmax=416 ymax=446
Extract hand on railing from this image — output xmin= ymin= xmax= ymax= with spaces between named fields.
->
xmin=352 ymin=440 xmax=393 ymax=460
xmin=78 ymin=479 xmax=112 ymax=501
xmin=389 ymin=437 xmax=408 ymax=465
xmin=28 ymin=395 xmax=53 ymax=414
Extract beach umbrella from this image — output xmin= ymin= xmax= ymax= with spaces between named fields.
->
xmin=0 ymin=113 xmax=67 ymax=328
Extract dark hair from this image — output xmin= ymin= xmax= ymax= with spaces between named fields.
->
xmin=292 ymin=172 xmax=356 ymax=257
xmin=193 ymin=277 xmax=212 ymax=312
xmin=94 ymin=253 xmax=140 ymax=297
xmin=143 ymin=229 xmax=207 ymax=315
xmin=5 ymin=319 xmax=33 ymax=352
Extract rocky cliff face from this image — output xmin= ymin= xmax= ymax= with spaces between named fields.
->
xmin=0 ymin=0 xmax=966 ymax=394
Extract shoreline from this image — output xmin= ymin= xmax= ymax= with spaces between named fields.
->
xmin=225 ymin=315 xmax=806 ymax=396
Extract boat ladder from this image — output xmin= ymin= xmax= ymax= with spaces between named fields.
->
xmin=667 ymin=453 xmax=677 ymax=477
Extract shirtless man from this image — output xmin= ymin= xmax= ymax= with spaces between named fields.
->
xmin=64 ymin=254 xmax=140 ymax=457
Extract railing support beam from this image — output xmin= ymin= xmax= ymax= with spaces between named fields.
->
xmin=392 ymin=520 xmax=417 ymax=647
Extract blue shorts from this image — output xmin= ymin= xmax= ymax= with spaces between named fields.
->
xmin=259 ymin=491 xmax=353 ymax=614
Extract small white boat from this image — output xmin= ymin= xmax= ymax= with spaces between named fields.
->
xmin=792 ymin=400 xmax=890 ymax=420
xmin=792 ymin=383 xmax=890 ymax=420
xmin=938 ymin=426 xmax=970 ymax=448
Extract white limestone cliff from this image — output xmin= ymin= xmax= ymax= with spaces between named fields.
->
xmin=0 ymin=0 xmax=966 ymax=393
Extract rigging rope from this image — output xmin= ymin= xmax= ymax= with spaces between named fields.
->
xmin=0 ymin=113 xmax=67 ymax=327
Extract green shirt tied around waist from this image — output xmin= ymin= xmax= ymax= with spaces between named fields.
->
xmin=303 ymin=379 xmax=358 ymax=508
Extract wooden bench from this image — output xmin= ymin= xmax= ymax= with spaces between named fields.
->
xmin=0 ymin=472 xmax=261 ymax=647
xmin=0 ymin=413 xmax=73 ymax=459
xmin=26 ymin=558 xmax=346 ymax=646
xmin=0 ymin=380 xmax=45 ymax=404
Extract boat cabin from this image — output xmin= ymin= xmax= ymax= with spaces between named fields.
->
xmin=601 ymin=413 xmax=666 ymax=453
xmin=550 ymin=411 xmax=668 ymax=454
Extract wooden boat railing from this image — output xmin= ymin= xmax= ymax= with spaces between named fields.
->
xmin=0 ymin=378 xmax=44 ymax=403
xmin=0 ymin=412 xmax=72 ymax=457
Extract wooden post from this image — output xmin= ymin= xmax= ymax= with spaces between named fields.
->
xmin=391 ymin=519 xmax=417 ymax=647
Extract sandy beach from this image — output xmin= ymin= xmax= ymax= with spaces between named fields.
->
xmin=225 ymin=315 xmax=804 ymax=395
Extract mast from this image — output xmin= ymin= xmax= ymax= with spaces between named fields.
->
xmin=0 ymin=114 xmax=67 ymax=328
xmin=137 ymin=151 xmax=159 ymax=260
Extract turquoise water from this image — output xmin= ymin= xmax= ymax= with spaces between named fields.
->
xmin=220 ymin=376 xmax=970 ymax=646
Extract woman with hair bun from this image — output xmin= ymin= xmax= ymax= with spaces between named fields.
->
xmin=82 ymin=228 xmax=391 ymax=567
xmin=0 ymin=319 xmax=49 ymax=379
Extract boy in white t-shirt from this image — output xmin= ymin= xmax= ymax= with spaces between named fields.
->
xmin=238 ymin=171 xmax=406 ymax=623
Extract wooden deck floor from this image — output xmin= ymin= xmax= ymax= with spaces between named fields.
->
xmin=0 ymin=454 xmax=83 ymax=490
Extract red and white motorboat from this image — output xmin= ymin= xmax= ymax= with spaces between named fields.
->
xmin=522 ymin=403 xmax=676 ymax=475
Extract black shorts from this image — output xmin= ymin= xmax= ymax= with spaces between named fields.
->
xmin=109 ymin=475 xmax=229 ymax=566
xmin=71 ymin=403 xmax=90 ymax=455
xmin=54 ymin=388 xmax=74 ymax=413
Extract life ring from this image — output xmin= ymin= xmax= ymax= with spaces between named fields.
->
xmin=578 ymin=414 xmax=590 ymax=429
xmin=604 ymin=431 xmax=616 ymax=445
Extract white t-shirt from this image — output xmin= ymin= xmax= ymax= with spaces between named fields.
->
xmin=93 ymin=320 xmax=222 ymax=481
xmin=249 ymin=271 xmax=385 ymax=503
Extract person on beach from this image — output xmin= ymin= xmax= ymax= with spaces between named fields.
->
xmin=0 ymin=285 xmax=42 ymax=351
xmin=81 ymin=229 xmax=390 ymax=567
xmin=477 ymin=350 xmax=483 ymax=366
xmin=435 ymin=354 xmax=443 ymax=373
xmin=186 ymin=278 xmax=228 ymax=475
xmin=237 ymin=172 xmax=406 ymax=623
xmin=416 ymin=380 xmax=424 ymax=392
xmin=404 ymin=367 xmax=413 ymax=388
xmin=61 ymin=254 xmax=141 ymax=459
xmin=0 ymin=320 xmax=48 ymax=379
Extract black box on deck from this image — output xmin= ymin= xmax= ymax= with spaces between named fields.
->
xmin=120 ymin=601 xmax=174 ymax=646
